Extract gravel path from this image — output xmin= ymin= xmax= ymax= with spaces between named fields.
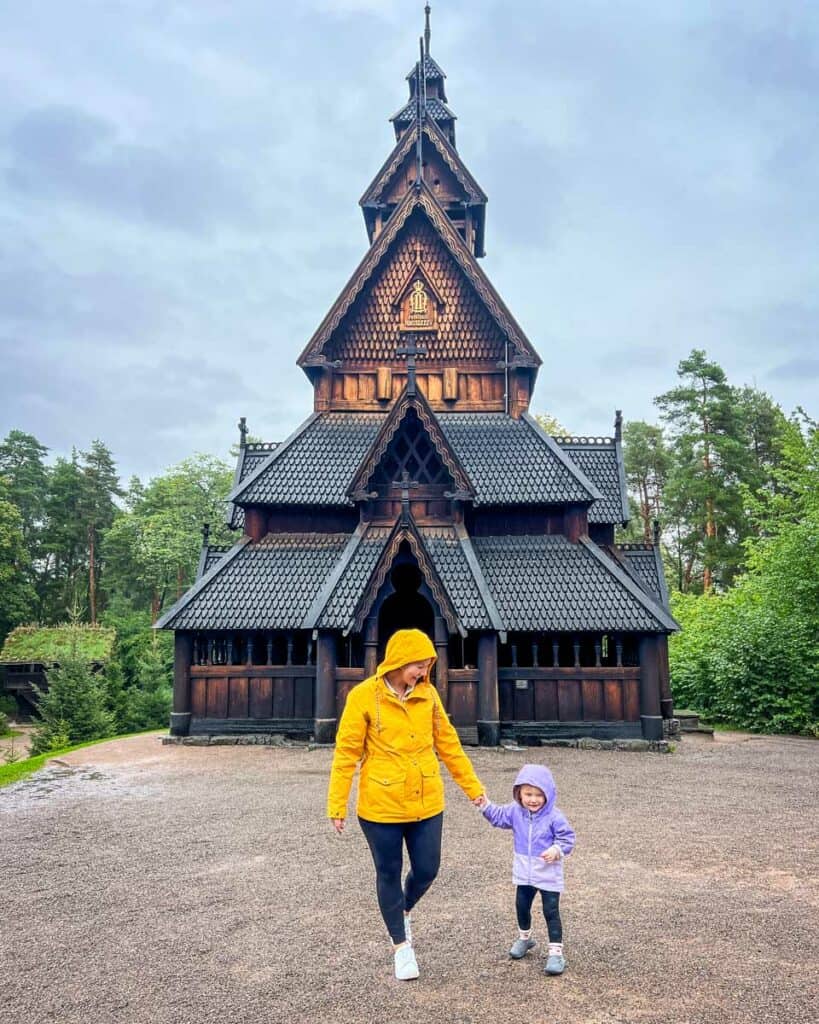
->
xmin=1 ymin=731 xmax=817 ymax=1024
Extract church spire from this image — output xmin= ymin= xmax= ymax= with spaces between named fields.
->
xmin=392 ymin=4 xmax=454 ymax=145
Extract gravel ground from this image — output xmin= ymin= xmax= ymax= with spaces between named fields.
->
xmin=1 ymin=731 xmax=817 ymax=1024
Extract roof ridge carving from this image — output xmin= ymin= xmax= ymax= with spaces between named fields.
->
xmin=298 ymin=184 xmax=540 ymax=369
xmin=347 ymin=386 xmax=474 ymax=499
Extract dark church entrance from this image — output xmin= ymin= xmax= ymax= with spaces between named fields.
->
xmin=377 ymin=560 xmax=435 ymax=659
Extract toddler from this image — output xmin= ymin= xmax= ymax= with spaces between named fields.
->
xmin=478 ymin=764 xmax=575 ymax=974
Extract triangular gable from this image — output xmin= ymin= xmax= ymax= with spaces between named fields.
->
xmin=346 ymin=514 xmax=465 ymax=636
xmin=347 ymin=386 xmax=474 ymax=500
xmin=360 ymin=117 xmax=486 ymax=208
xmin=298 ymin=183 xmax=540 ymax=370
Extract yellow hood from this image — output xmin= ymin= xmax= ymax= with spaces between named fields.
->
xmin=376 ymin=628 xmax=437 ymax=681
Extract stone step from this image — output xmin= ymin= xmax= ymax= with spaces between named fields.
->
xmin=675 ymin=710 xmax=714 ymax=737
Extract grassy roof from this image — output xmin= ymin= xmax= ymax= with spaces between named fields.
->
xmin=0 ymin=625 xmax=117 ymax=665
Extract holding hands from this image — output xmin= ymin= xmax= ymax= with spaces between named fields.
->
xmin=472 ymin=793 xmax=489 ymax=809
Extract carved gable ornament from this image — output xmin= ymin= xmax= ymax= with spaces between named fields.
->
xmin=392 ymin=251 xmax=445 ymax=334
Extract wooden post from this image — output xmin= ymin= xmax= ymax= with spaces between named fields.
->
xmin=638 ymin=634 xmax=663 ymax=740
xmin=314 ymin=632 xmax=338 ymax=744
xmin=658 ymin=634 xmax=673 ymax=719
xmin=477 ymin=632 xmax=500 ymax=746
xmin=433 ymin=616 xmax=449 ymax=711
xmin=443 ymin=367 xmax=458 ymax=402
xmin=564 ymin=504 xmax=588 ymax=542
xmin=364 ymin=617 xmax=379 ymax=677
xmin=244 ymin=507 xmax=267 ymax=542
xmin=170 ymin=632 xmax=193 ymax=736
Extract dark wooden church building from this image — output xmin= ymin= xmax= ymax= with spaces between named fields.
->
xmin=156 ymin=12 xmax=677 ymax=745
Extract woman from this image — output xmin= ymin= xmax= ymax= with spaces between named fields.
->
xmin=327 ymin=627 xmax=486 ymax=980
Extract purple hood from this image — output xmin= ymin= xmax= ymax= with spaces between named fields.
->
xmin=513 ymin=763 xmax=557 ymax=814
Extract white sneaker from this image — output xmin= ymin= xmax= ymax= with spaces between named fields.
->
xmin=394 ymin=943 xmax=420 ymax=981
xmin=403 ymin=912 xmax=413 ymax=946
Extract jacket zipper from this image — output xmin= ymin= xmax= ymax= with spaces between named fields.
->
xmin=527 ymin=812 xmax=533 ymax=885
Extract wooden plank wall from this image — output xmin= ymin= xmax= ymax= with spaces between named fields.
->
xmin=498 ymin=667 xmax=640 ymax=723
xmin=190 ymin=666 xmax=316 ymax=721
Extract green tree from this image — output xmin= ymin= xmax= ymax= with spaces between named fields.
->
xmin=622 ymin=420 xmax=670 ymax=542
xmin=103 ymin=455 xmax=233 ymax=621
xmin=39 ymin=452 xmax=87 ymax=621
xmin=29 ymin=652 xmax=116 ymax=754
xmin=0 ymin=484 xmax=37 ymax=643
xmin=78 ymin=441 xmax=123 ymax=625
xmin=533 ymin=412 xmax=569 ymax=436
xmin=669 ymin=413 xmax=818 ymax=735
xmin=0 ymin=430 xmax=49 ymax=550
xmin=656 ymin=350 xmax=749 ymax=592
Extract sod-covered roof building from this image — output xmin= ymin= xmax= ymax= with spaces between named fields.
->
xmin=156 ymin=17 xmax=677 ymax=744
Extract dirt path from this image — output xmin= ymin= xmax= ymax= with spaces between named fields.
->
xmin=1 ymin=731 xmax=817 ymax=1024
xmin=0 ymin=722 xmax=34 ymax=761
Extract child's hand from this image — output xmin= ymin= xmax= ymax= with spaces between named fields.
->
xmin=472 ymin=794 xmax=489 ymax=809
xmin=540 ymin=845 xmax=561 ymax=863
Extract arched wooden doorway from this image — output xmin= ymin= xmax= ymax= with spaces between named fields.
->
xmin=377 ymin=561 xmax=435 ymax=658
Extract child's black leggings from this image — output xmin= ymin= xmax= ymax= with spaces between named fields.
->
xmin=516 ymin=884 xmax=562 ymax=942
xmin=358 ymin=812 xmax=443 ymax=944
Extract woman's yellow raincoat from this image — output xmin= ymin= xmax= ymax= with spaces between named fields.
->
xmin=326 ymin=628 xmax=484 ymax=823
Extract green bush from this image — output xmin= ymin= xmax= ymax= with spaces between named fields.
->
xmin=30 ymin=654 xmax=116 ymax=756
xmin=670 ymin=588 xmax=818 ymax=735
xmin=0 ymin=711 xmax=10 ymax=736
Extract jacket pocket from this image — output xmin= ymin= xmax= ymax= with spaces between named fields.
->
xmin=420 ymin=760 xmax=444 ymax=807
xmin=364 ymin=770 xmax=407 ymax=819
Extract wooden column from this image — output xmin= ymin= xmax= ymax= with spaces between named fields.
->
xmin=564 ymin=504 xmax=588 ymax=543
xmin=170 ymin=632 xmax=193 ymax=736
xmin=658 ymin=634 xmax=673 ymax=719
xmin=477 ymin=632 xmax=500 ymax=746
xmin=638 ymin=634 xmax=663 ymax=740
xmin=433 ymin=615 xmax=449 ymax=711
xmin=314 ymin=632 xmax=337 ymax=744
xmin=364 ymin=617 xmax=379 ymax=678
xmin=244 ymin=507 xmax=267 ymax=542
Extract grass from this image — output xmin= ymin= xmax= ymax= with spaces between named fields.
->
xmin=0 ymin=624 xmax=116 ymax=664
xmin=0 ymin=729 xmax=164 ymax=790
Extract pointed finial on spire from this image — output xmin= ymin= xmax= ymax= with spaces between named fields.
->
xmin=652 ymin=519 xmax=661 ymax=545
xmin=614 ymin=409 xmax=623 ymax=442
xmin=238 ymin=416 xmax=248 ymax=448
xmin=424 ymin=4 xmax=431 ymax=56
xmin=202 ymin=522 xmax=210 ymax=547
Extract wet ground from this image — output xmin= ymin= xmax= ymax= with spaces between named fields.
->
xmin=1 ymin=730 xmax=817 ymax=1024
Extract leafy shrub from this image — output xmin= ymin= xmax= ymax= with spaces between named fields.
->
xmin=0 ymin=711 xmax=10 ymax=736
xmin=670 ymin=587 xmax=818 ymax=735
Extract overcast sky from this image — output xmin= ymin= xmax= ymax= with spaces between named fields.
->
xmin=1 ymin=0 xmax=817 ymax=483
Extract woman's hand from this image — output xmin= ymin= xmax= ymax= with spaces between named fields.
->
xmin=332 ymin=818 xmax=345 ymax=834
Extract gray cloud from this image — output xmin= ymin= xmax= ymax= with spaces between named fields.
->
xmin=1 ymin=0 xmax=817 ymax=481
xmin=4 ymin=105 xmax=257 ymax=233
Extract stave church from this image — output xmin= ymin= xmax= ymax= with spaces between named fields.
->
xmin=156 ymin=8 xmax=678 ymax=745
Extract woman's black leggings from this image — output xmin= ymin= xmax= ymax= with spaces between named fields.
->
xmin=358 ymin=812 xmax=443 ymax=944
xmin=516 ymin=885 xmax=562 ymax=942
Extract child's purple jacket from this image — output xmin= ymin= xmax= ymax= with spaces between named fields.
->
xmin=482 ymin=764 xmax=576 ymax=892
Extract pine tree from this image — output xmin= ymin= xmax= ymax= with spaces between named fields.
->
xmin=78 ymin=441 xmax=122 ymax=625
xmin=30 ymin=651 xmax=115 ymax=754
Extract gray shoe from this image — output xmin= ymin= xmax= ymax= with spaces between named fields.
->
xmin=509 ymin=937 xmax=536 ymax=959
xmin=545 ymin=953 xmax=565 ymax=975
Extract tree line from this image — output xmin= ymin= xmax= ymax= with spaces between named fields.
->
xmin=0 ymin=346 xmax=816 ymax=738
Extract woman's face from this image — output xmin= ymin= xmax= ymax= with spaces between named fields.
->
xmin=396 ymin=659 xmax=433 ymax=688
